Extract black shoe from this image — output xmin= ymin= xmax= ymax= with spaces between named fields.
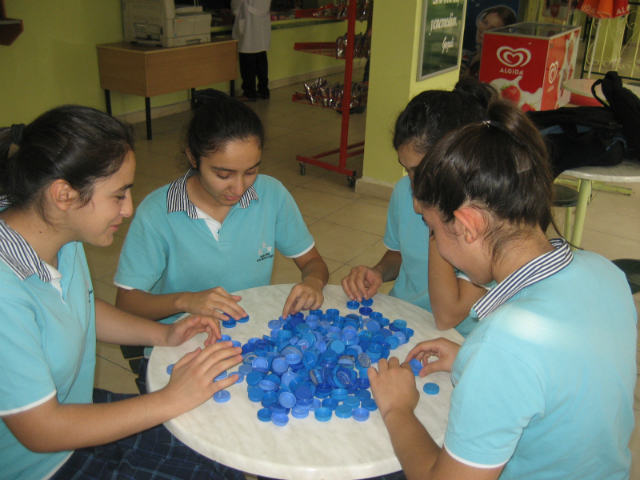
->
xmin=236 ymin=95 xmax=257 ymax=103
xmin=256 ymin=91 xmax=270 ymax=99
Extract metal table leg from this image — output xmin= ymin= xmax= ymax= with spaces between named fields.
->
xmin=105 ymin=90 xmax=112 ymax=115
xmin=145 ymin=97 xmax=152 ymax=140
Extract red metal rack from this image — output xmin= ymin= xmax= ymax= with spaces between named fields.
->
xmin=293 ymin=0 xmax=363 ymax=188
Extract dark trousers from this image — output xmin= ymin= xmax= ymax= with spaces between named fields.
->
xmin=238 ymin=51 xmax=269 ymax=98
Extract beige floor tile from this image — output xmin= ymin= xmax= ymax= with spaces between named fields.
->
xmin=588 ymin=186 xmax=640 ymax=220
xmin=131 ymin=175 xmax=171 ymax=208
xmin=347 ymin=239 xmax=391 ymax=267
xmin=93 ymin=279 xmax=118 ymax=306
xmin=85 ymin=236 xmax=125 ymax=280
xmin=303 ymin=171 xmax=364 ymax=200
xmin=94 ymin=356 xmax=139 ymax=394
xmin=289 ymin=187 xmax=355 ymax=219
xmin=135 ymin=151 xmax=184 ymax=181
xmin=323 ymin=199 xmax=388 ymax=236
xmin=135 ymin=132 xmax=184 ymax=159
xmin=273 ymin=129 xmax=337 ymax=151
xmin=582 ymin=208 xmax=640 ymax=243
xmin=260 ymin=159 xmax=326 ymax=187
xmin=579 ymin=229 xmax=640 ymax=261
xmin=308 ymin=220 xmax=381 ymax=264
xmin=358 ymin=194 xmax=391 ymax=208
xmin=302 ymin=214 xmax=317 ymax=226
xmin=96 ymin=341 xmax=131 ymax=370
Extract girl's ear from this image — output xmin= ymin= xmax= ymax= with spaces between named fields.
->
xmin=453 ymin=206 xmax=486 ymax=244
xmin=412 ymin=197 xmax=422 ymax=215
xmin=49 ymin=179 xmax=79 ymax=212
xmin=186 ymin=149 xmax=198 ymax=169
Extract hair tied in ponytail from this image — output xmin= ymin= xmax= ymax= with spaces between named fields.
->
xmin=10 ymin=124 xmax=25 ymax=147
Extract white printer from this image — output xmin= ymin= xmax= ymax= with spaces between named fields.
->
xmin=122 ymin=0 xmax=212 ymax=47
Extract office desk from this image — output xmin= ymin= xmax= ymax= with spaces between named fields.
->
xmin=147 ymin=284 xmax=464 ymax=480
xmin=562 ymin=159 xmax=640 ymax=248
xmin=97 ymin=40 xmax=237 ymax=140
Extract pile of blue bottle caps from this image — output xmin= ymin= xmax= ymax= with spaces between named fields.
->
xmin=169 ymin=298 xmax=417 ymax=426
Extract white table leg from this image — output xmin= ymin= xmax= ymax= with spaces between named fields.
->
xmin=570 ymin=179 xmax=592 ymax=249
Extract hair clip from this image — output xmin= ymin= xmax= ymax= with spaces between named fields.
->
xmin=10 ymin=123 xmax=25 ymax=147
xmin=482 ymin=120 xmax=501 ymax=129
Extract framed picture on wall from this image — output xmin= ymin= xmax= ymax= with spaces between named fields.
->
xmin=417 ymin=0 xmax=466 ymax=81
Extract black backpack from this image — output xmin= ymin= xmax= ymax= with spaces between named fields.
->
xmin=527 ymin=71 xmax=640 ymax=177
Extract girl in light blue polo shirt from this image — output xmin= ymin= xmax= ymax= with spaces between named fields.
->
xmin=369 ymin=98 xmax=637 ymax=479
xmin=0 ymin=106 xmax=244 ymax=480
xmin=341 ymin=79 xmax=496 ymax=336
xmin=115 ymin=91 xmax=328 ymax=326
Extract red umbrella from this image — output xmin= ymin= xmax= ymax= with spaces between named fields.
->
xmin=577 ymin=0 xmax=629 ymax=18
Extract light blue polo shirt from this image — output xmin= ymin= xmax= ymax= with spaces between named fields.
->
xmin=115 ymin=171 xmax=315 ymax=325
xmin=0 ymin=215 xmax=96 ymax=480
xmin=445 ymin=239 xmax=636 ymax=479
xmin=384 ymin=176 xmax=480 ymax=336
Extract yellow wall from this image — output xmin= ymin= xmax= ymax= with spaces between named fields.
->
xmin=361 ymin=0 xmax=462 ymax=185
xmin=0 ymin=1 xmax=362 ymax=125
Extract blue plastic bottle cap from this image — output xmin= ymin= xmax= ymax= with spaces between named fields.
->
xmin=272 ymin=412 xmax=290 ymax=427
xmin=361 ymin=398 xmax=378 ymax=411
xmin=405 ymin=327 xmax=414 ymax=338
xmin=214 ymin=371 xmax=228 ymax=381
xmin=259 ymin=379 xmax=278 ymax=392
xmin=423 ymin=383 xmax=440 ymax=395
xmin=285 ymin=353 xmax=302 ymax=365
xmin=238 ymin=315 xmax=250 ymax=323
xmin=213 ymin=390 xmax=230 ymax=403
xmin=355 ymin=389 xmax=372 ymax=401
xmin=279 ymin=391 xmax=297 ymax=408
xmin=292 ymin=405 xmax=310 ymax=419
xmin=393 ymin=331 xmax=407 ymax=345
xmin=335 ymin=404 xmax=353 ymax=419
xmin=379 ymin=317 xmax=390 ymax=327
xmin=269 ymin=403 xmax=290 ymax=415
xmin=261 ymin=391 xmax=278 ymax=406
xmin=358 ymin=377 xmax=371 ymax=389
xmin=239 ymin=364 xmax=253 ymax=375
xmin=310 ymin=309 xmax=323 ymax=316
xmin=360 ymin=298 xmax=373 ymax=307
xmin=385 ymin=336 xmax=400 ymax=350
xmin=246 ymin=371 xmax=265 ymax=386
xmin=315 ymin=407 xmax=333 ymax=422
xmin=271 ymin=357 xmax=288 ymax=375
xmin=331 ymin=388 xmax=348 ymax=401
xmin=268 ymin=319 xmax=282 ymax=329
xmin=166 ymin=364 xmax=174 ymax=375
xmin=326 ymin=308 xmax=340 ymax=316
xmin=295 ymin=385 xmax=313 ymax=400
xmin=302 ymin=351 xmax=318 ymax=369
xmin=322 ymin=398 xmax=339 ymax=411
xmin=232 ymin=372 xmax=244 ymax=384
xmin=252 ymin=357 xmax=269 ymax=371
xmin=220 ymin=334 xmax=232 ymax=341
xmin=359 ymin=306 xmax=373 ymax=316
xmin=257 ymin=408 xmax=273 ymax=422
xmin=366 ymin=320 xmax=381 ymax=332
xmin=409 ymin=359 xmax=422 ymax=374
xmin=344 ymin=395 xmax=361 ymax=408
xmin=222 ymin=319 xmax=236 ymax=328
xmin=357 ymin=353 xmax=372 ymax=368
xmin=310 ymin=398 xmax=322 ymax=411
xmin=393 ymin=319 xmax=407 ymax=330
xmin=369 ymin=312 xmax=382 ymax=321
xmin=248 ymin=386 xmax=265 ymax=402
xmin=329 ymin=340 xmax=346 ymax=355
xmin=346 ymin=300 xmax=360 ymax=310
xmin=353 ymin=407 xmax=370 ymax=421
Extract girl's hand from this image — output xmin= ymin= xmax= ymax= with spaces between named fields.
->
xmin=163 ymin=342 xmax=243 ymax=412
xmin=406 ymin=338 xmax=461 ymax=376
xmin=368 ymin=357 xmax=419 ymax=421
xmin=178 ymin=287 xmax=246 ymax=321
xmin=282 ymin=278 xmax=324 ymax=318
xmin=165 ymin=314 xmax=222 ymax=347
xmin=341 ymin=265 xmax=384 ymax=302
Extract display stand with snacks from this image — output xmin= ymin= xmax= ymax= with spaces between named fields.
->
xmin=292 ymin=0 xmax=370 ymax=188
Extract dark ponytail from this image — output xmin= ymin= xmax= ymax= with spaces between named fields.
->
xmin=412 ymin=98 xmax=555 ymax=258
xmin=393 ymin=78 xmax=496 ymax=154
xmin=186 ymin=90 xmax=264 ymax=169
xmin=0 ymin=105 xmax=134 ymax=218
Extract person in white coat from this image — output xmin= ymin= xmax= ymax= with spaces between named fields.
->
xmin=231 ymin=0 xmax=272 ymax=101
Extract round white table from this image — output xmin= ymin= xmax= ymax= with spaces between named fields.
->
xmin=147 ymin=284 xmax=464 ymax=480
xmin=562 ymin=159 xmax=640 ymax=248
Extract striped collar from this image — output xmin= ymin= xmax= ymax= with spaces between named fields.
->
xmin=473 ymin=238 xmax=573 ymax=320
xmin=166 ymin=168 xmax=259 ymax=219
xmin=0 ymin=199 xmax=52 ymax=282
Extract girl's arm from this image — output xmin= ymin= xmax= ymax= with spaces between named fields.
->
xmin=115 ymin=286 xmax=247 ymax=323
xmin=2 ymin=341 xmax=242 ymax=453
xmin=282 ymin=247 xmax=329 ymax=317
xmin=341 ymin=249 xmax=402 ymax=302
xmin=428 ymin=236 xmax=486 ymax=330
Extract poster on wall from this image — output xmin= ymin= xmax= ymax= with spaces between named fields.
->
xmin=461 ymin=1 xmax=520 ymax=53
xmin=417 ymin=0 xmax=466 ymax=81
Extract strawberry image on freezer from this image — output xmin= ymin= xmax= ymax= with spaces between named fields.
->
xmin=479 ymin=22 xmax=581 ymax=112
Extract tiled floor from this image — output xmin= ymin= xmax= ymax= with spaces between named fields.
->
xmin=90 ymin=73 xmax=640 ymax=478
